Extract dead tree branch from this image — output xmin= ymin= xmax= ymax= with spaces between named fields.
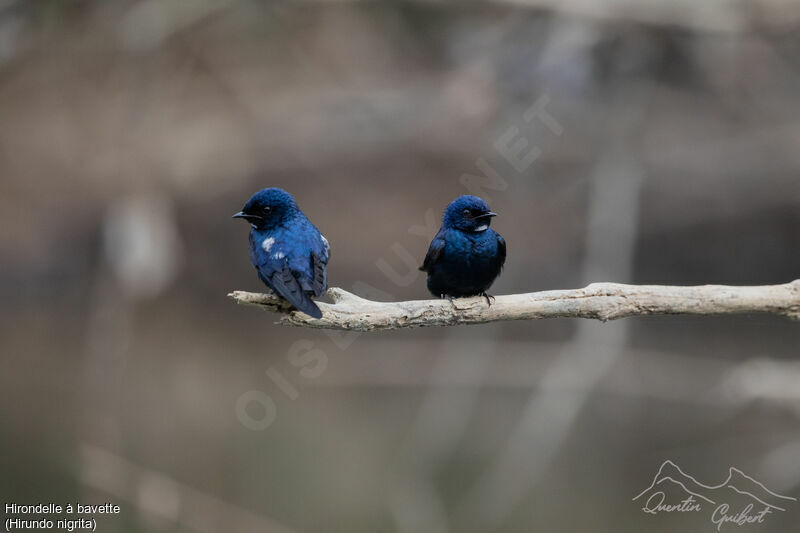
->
xmin=228 ymin=280 xmax=800 ymax=331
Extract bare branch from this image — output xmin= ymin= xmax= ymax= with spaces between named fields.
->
xmin=228 ymin=280 xmax=800 ymax=331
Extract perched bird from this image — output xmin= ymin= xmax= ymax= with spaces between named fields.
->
xmin=233 ymin=188 xmax=329 ymax=319
xmin=420 ymin=195 xmax=506 ymax=302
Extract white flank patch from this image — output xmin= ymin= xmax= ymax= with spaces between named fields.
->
xmin=262 ymin=237 xmax=275 ymax=252
xmin=273 ymin=252 xmax=285 ymax=260
xmin=475 ymin=224 xmax=489 ymax=232
xmin=321 ymin=235 xmax=330 ymax=253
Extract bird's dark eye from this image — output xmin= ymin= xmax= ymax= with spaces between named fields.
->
xmin=263 ymin=206 xmax=272 ymax=214
xmin=462 ymin=209 xmax=471 ymax=218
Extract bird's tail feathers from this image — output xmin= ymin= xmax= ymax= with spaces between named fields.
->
xmin=270 ymin=268 xmax=324 ymax=319
xmin=294 ymin=294 xmax=323 ymax=319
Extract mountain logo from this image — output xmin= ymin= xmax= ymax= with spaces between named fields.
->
xmin=633 ymin=460 xmax=796 ymax=530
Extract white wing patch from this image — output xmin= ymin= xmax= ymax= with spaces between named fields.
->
xmin=262 ymin=237 xmax=275 ymax=252
xmin=321 ymin=235 xmax=330 ymax=256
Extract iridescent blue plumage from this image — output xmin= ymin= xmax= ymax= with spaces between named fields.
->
xmin=233 ymin=188 xmax=329 ymax=318
xmin=420 ymin=195 xmax=506 ymax=300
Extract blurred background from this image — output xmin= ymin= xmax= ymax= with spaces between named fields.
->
xmin=1 ymin=1 xmax=800 ymax=532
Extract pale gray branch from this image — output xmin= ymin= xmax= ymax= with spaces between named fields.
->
xmin=228 ymin=280 xmax=800 ymax=331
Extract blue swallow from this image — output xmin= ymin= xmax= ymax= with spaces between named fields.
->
xmin=420 ymin=195 xmax=506 ymax=302
xmin=234 ymin=188 xmax=329 ymax=318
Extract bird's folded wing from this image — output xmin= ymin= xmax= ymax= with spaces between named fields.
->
xmin=420 ymin=233 xmax=447 ymax=272
xmin=497 ymin=234 xmax=507 ymax=268
xmin=311 ymin=252 xmax=327 ymax=297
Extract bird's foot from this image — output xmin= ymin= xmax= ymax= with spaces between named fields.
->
xmin=441 ymin=294 xmax=458 ymax=309
xmin=481 ymin=292 xmax=496 ymax=306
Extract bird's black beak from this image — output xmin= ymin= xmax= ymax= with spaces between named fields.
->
xmin=232 ymin=211 xmax=262 ymax=223
xmin=477 ymin=212 xmax=498 ymax=220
